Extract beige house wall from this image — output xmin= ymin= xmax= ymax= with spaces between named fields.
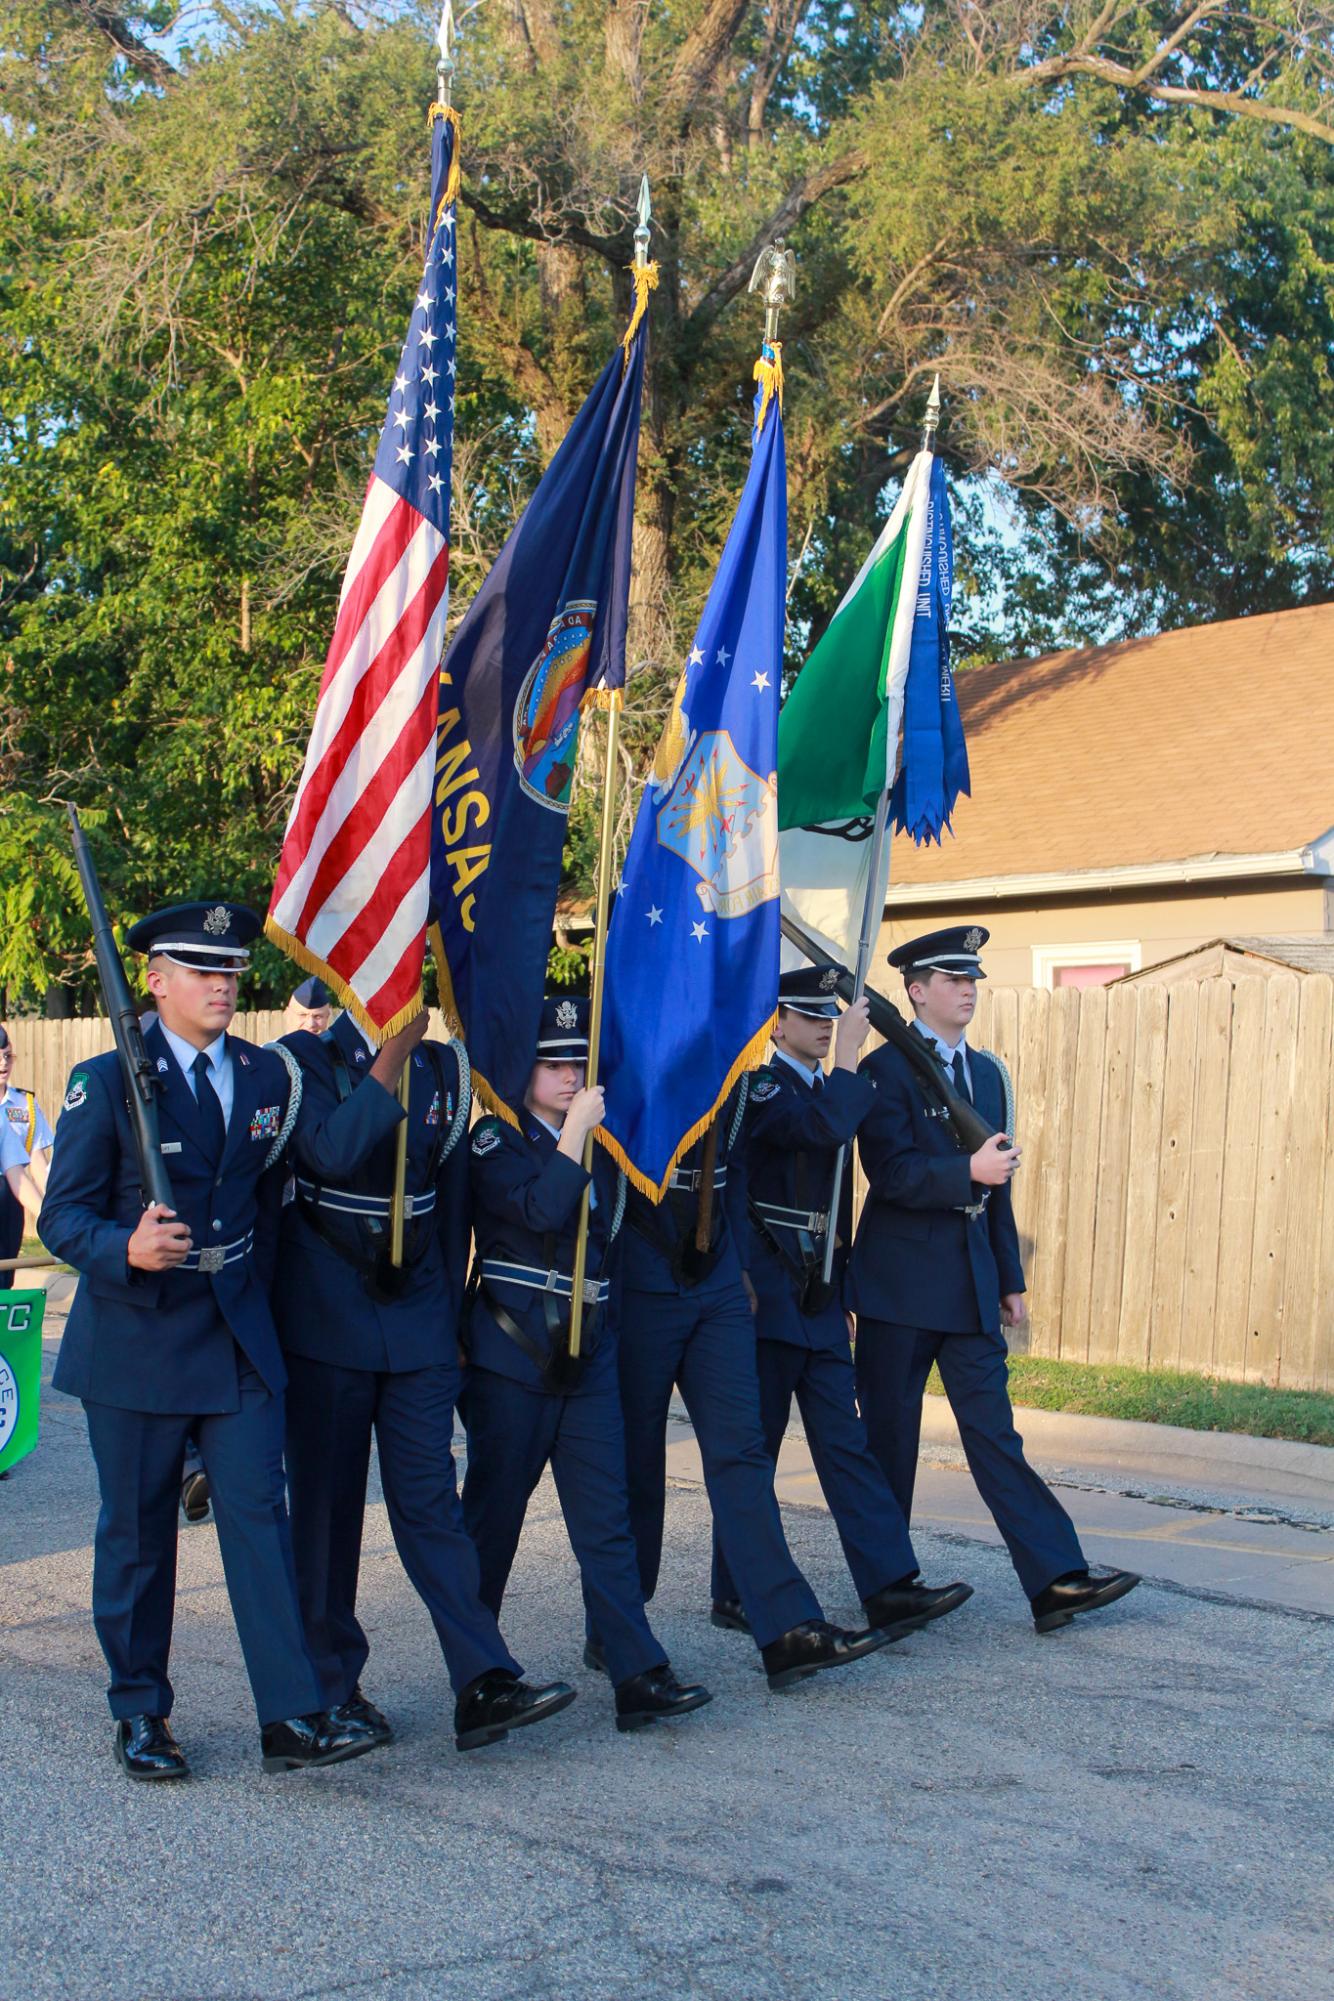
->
xmin=878 ymin=876 xmax=1330 ymax=989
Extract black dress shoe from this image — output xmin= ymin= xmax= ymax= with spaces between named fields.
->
xmin=583 ymin=1638 xmax=608 ymax=1676
xmin=180 ymin=1470 xmax=211 ymax=1524
xmin=453 ymin=1671 xmax=576 ymax=1751
xmin=710 ymin=1597 xmax=751 ymax=1633
xmin=614 ymin=1665 xmax=713 ymax=1733
xmin=1031 ymin=1568 xmax=1141 ymax=1634
xmin=761 ymin=1619 xmax=895 ymax=1692
xmin=330 ymin=1685 xmax=393 ymax=1744
xmin=260 ymin=1710 xmax=382 ymax=1773
xmin=862 ymin=1578 xmax=974 ymax=1639
xmin=114 ymin=1714 xmax=189 ymax=1781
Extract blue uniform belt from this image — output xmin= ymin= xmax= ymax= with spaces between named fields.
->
xmin=479 ymin=1259 xmax=609 ymax=1306
xmin=181 ymin=1230 xmax=253 ymax=1274
xmin=295 ymin=1178 xmax=437 ymax=1220
xmin=667 ymin=1166 xmax=727 ymax=1194
xmin=753 ymin=1200 xmax=828 ymax=1237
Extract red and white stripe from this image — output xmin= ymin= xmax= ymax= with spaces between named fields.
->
xmin=269 ymin=477 xmax=449 ymax=1030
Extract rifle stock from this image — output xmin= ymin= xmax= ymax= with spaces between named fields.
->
xmin=778 ymin=909 xmax=1000 ymax=1154
xmin=67 ymin=807 xmax=174 ymax=1209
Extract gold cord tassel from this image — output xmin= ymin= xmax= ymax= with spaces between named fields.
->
xmin=753 ymin=340 xmax=784 ymax=437
xmin=426 ymin=103 xmax=462 ymax=227
xmin=621 ymin=260 xmax=659 ymax=370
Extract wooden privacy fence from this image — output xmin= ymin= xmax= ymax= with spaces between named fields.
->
xmin=966 ymin=974 xmax=1334 ymax=1392
xmin=10 ymin=979 xmax=1334 ymax=1391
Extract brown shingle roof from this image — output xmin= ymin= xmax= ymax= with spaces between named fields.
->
xmin=891 ymin=602 xmax=1334 ymax=887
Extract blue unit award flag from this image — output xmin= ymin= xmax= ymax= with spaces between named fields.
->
xmin=599 ymin=346 xmax=788 ymax=1197
xmin=889 ymin=455 xmax=969 ymax=845
xmin=429 ymin=324 xmax=647 ymax=1114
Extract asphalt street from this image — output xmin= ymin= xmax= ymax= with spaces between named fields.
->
xmin=2 ymin=1324 xmax=1331 ymax=2001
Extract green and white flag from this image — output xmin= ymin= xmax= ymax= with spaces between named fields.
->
xmin=778 ymin=443 xmax=933 ymax=967
xmin=0 ymin=1288 xmax=44 ymax=1474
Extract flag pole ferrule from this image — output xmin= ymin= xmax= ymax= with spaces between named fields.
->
xmin=567 ymin=689 xmax=624 ymax=1359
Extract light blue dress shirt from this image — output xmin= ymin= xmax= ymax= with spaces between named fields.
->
xmin=159 ymin=1024 xmax=234 ymax=1131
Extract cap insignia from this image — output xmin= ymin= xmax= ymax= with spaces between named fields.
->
xmin=964 ymin=928 xmax=984 ymax=953
xmin=819 ymin=968 xmax=839 ymax=992
xmin=555 ymin=999 xmax=578 ymax=1031
xmin=203 ymin=905 xmax=232 ymax=937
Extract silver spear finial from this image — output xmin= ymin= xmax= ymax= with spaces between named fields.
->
xmin=634 ymin=173 xmax=652 ymax=272
xmin=922 ymin=372 xmax=942 ymax=452
xmin=437 ymin=2 xmax=456 ymax=106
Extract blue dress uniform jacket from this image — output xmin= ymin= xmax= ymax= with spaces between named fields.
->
xmin=271 ymin=1012 xmax=471 ymax=1371
xmin=271 ymin=1010 xmax=518 ymax=1705
xmin=744 ymin=1061 xmax=874 ymax=1350
xmin=619 ymin=1083 xmax=750 ymax=1295
xmin=849 ymin=1037 xmax=1023 ymax=1336
xmin=466 ymin=1113 xmax=619 ymax=1388
xmin=43 ymin=1022 xmax=293 ymax=1412
xmin=38 ymin=1021 xmax=324 ymax=1726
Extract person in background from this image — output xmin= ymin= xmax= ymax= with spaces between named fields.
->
xmin=284 ymin=977 xmax=333 ymax=1037
xmin=0 ymin=1025 xmax=54 ymax=1262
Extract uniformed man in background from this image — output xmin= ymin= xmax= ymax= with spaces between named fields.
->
xmin=710 ymin=963 xmax=972 ymax=1640
xmin=0 ymin=1024 xmax=53 ymax=1262
xmin=38 ymin=903 xmax=382 ymax=1778
xmin=850 ymin=926 xmax=1139 ymax=1634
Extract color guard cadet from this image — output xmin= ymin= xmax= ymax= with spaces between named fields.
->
xmin=38 ymin=903 xmax=381 ymax=1778
xmin=273 ymin=1001 xmax=574 ymax=1753
xmin=461 ymin=997 xmax=711 ymax=1732
xmin=710 ymin=964 xmax=972 ymax=1639
xmin=617 ymin=1066 xmax=895 ymax=1691
xmin=850 ymin=926 xmax=1140 ymax=1633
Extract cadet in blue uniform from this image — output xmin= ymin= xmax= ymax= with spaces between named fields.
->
xmin=617 ymin=1065 xmax=895 ymax=1691
xmin=851 ymin=926 xmax=1140 ymax=1634
xmin=39 ymin=903 xmax=381 ymax=1779
xmin=0 ymin=1024 xmax=53 ymax=1262
xmin=461 ymin=997 xmax=711 ymax=1732
xmin=710 ymin=964 xmax=972 ymax=1640
xmin=273 ymin=1001 xmax=574 ymax=1754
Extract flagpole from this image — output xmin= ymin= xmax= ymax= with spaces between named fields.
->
xmin=819 ymin=375 xmax=942 ymax=1285
xmin=565 ymin=173 xmax=653 ymax=1363
xmin=389 ymin=2 xmax=459 ymax=1271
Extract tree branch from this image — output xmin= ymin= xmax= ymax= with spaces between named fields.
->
xmin=662 ymin=0 xmax=753 ymax=127
xmin=685 ymin=149 xmax=865 ymax=339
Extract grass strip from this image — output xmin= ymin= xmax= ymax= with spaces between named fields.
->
xmin=924 ymin=1355 xmax=1334 ymax=1448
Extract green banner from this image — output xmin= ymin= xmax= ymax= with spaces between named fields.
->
xmin=0 ymin=1288 xmax=45 ymax=1474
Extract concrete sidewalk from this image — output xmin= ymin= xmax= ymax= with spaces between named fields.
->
xmin=666 ymin=1394 xmax=1334 ymax=1620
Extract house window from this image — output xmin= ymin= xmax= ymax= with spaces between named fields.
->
xmin=1032 ymin=942 xmax=1142 ymax=990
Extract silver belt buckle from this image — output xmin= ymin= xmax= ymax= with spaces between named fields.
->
xmin=197 ymin=1245 xmax=225 ymax=1274
xmin=543 ymin=1269 xmax=560 ymax=1293
xmin=582 ymin=1278 xmax=601 ymax=1305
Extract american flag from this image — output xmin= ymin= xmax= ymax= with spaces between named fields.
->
xmin=267 ymin=111 xmax=459 ymax=1035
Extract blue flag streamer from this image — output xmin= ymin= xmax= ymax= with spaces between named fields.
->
xmin=429 ymin=330 xmax=646 ymax=1113
xmin=890 ymin=456 xmax=970 ymax=844
xmin=600 ymin=356 xmax=787 ymax=1197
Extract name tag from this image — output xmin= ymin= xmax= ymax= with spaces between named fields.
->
xmin=160 ymin=1142 xmax=183 ymax=1155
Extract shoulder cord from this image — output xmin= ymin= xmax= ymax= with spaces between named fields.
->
xmin=261 ymin=1042 xmax=304 ymax=1169
xmin=608 ymin=1167 xmax=627 ymax=1246
xmin=726 ymin=1071 xmax=752 ymax=1153
xmin=978 ymin=1048 xmax=1016 ymax=1142
xmin=439 ymin=1037 xmax=471 ymax=1162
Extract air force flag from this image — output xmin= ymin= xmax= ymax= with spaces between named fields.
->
xmin=599 ymin=348 xmax=787 ymax=1197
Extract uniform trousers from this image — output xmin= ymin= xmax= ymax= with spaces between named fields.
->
xmin=711 ymin=1334 xmax=918 ymax=1607
xmin=459 ymin=1345 xmax=666 ymax=1688
xmin=82 ymin=1358 xmax=324 ymax=1725
xmin=617 ymin=1282 xmax=822 ymax=1649
xmin=283 ymin=1354 xmax=519 ymax=1701
xmin=855 ymin=1318 xmax=1086 ymax=1600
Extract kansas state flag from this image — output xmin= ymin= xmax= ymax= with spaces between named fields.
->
xmin=600 ymin=348 xmax=787 ymax=1197
xmin=430 ymin=328 xmax=646 ymax=1113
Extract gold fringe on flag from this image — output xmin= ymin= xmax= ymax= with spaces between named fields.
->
xmin=428 ymin=919 xmax=521 ymax=1128
xmin=262 ymin=915 xmax=425 ymax=1046
xmin=753 ymin=341 xmax=784 ymax=437
xmin=426 ymin=103 xmax=463 ymax=228
xmin=594 ymin=1011 xmax=777 ymax=1202
xmin=621 ymin=260 xmax=659 ymax=372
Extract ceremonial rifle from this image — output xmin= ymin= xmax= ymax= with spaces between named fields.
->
xmin=779 ymin=910 xmax=1002 ymax=1157
xmin=67 ymin=806 xmax=175 ymax=1209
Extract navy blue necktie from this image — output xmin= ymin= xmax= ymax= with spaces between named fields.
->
xmin=950 ymin=1049 xmax=972 ymax=1106
xmin=192 ymin=1051 xmax=227 ymax=1159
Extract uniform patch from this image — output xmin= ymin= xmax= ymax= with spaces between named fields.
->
xmin=156 ymin=1058 xmax=169 ymax=1073
xmin=752 ymin=1075 xmax=781 ymax=1102
xmin=62 ymin=1074 xmax=89 ymax=1113
xmin=249 ymin=1105 xmax=281 ymax=1142
xmin=353 ymin=1047 xmax=367 ymax=1065
xmin=471 ymin=1123 xmax=503 ymax=1156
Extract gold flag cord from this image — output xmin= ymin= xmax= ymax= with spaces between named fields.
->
xmin=753 ymin=339 xmax=784 ymax=437
xmin=621 ymin=260 xmax=659 ymax=369
xmin=426 ymin=103 xmax=462 ymax=224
